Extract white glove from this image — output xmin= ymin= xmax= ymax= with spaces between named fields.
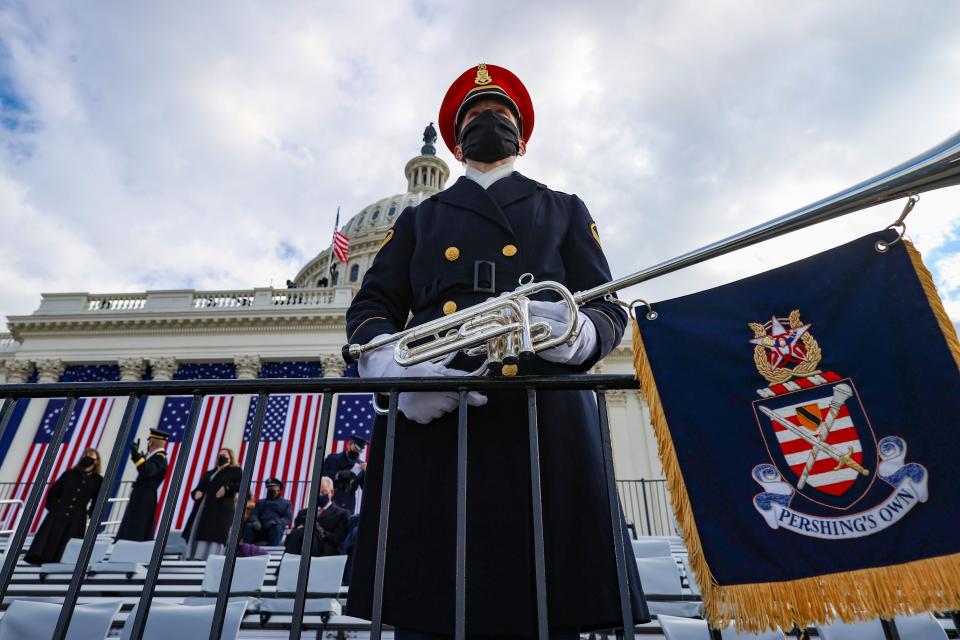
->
xmin=359 ymin=335 xmax=488 ymax=424
xmin=528 ymin=300 xmax=599 ymax=366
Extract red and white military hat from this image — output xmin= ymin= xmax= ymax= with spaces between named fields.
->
xmin=438 ymin=63 xmax=535 ymax=155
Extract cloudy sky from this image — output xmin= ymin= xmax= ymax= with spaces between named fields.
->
xmin=1 ymin=1 xmax=959 ymax=330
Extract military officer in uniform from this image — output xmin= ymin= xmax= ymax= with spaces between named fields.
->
xmin=345 ymin=64 xmax=647 ymax=638
xmin=115 ymin=428 xmax=169 ymax=542
xmin=320 ymin=435 xmax=367 ymax=513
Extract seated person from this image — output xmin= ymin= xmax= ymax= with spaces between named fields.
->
xmin=284 ymin=476 xmax=349 ymax=557
xmin=242 ymin=478 xmax=293 ymax=546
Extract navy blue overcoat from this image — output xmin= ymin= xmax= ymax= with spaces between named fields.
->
xmin=345 ymin=172 xmax=648 ymax=635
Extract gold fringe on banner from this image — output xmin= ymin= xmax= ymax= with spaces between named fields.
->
xmin=905 ymin=239 xmax=960 ymax=371
xmin=631 ymin=239 xmax=960 ymax=632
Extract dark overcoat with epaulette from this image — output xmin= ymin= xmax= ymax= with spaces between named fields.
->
xmin=344 ymin=172 xmax=648 ymax=635
xmin=321 ymin=450 xmax=365 ymax=512
xmin=115 ymin=450 xmax=167 ymax=541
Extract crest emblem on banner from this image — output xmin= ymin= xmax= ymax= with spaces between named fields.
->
xmin=748 ymin=311 xmax=928 ymax=538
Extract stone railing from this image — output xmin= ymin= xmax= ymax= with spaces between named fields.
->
xmin=0 ymin=333 xmax=18 ymax=353
xmin=33 ymin=287 xmax=355 ymax=316
xmin=86 ymin=293 xmax=147 ymax=311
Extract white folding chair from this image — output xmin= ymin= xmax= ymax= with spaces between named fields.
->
xmin=119 ymin=599 xmax=247 ymax=640
xmin=680 ymin=557 xmax=701 ymax=596
xmin=0 ymin=599 xmax=121 ymax=640
xmin=632 ymin=537 xmax=672 ymax=558
xmin=658 ymin=614 xmax=787 ymax=640
xmin=722 ymin=623 xmax=787 ymax=639
xmin=165 ymin=529 xmax=188 ymax=556
xmin=658 ymin=614 xmax=710 ymax=640
xmin=39 ymin=537 xmax=111 ymax=578
xmin=894 ymin=613 xmax=948 ymax=639
xmin=184 ymin=554 xmax=269 ymax=607
xmin=258 ymin=554 xmax=347 ymax=622
xmin=636 ymin=556 xmax=701 ymax=618
xmin=815 ymin=618 xmax=886 ymax=640
xmin=88 ymin=539 xmax=154 ymax=578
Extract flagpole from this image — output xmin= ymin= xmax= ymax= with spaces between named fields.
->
xmin=328 ymin=206 xmax=340 ymax=286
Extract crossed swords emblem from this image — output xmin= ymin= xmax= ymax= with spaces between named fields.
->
xmin=758 ymin=383 xmax=869 ymax=488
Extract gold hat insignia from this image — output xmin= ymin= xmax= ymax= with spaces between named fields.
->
xmin=475 ymin=64 xmax=492 ymax=85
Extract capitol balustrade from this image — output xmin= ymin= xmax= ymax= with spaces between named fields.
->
xmin=29 ymin=286 xmax=358 ymax=316
xmin=0 ymin=334 xmax=17 ymax=355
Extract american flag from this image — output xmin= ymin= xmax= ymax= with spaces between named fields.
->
xmin=154 ymin=394 xmax=235 ymax=531
xmin=331 ymin=394 xmax=375 ymax=454
xmin=331 ymin=394 xmax=375 ymax=513
xmin=239 ymin=394 xmax=323 ymax=519
xmin=332 ymin=206 xmax=349 ymax=264
xmin=6 ymin=396 xmax=115 ymax=532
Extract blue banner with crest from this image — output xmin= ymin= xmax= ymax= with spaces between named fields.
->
xmin=633 ymin=230 xmax=960 ymax=631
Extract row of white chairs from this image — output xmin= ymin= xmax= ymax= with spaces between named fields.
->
xmin=0 ymin=549 xmax=349 ymax=639
xmin=657 ymin=612 xmax=950 ymax=639
xmin=628 ymin=537 xmax=954 ymax=639
xmin=0 ymin=598 xmax=247 ymax=640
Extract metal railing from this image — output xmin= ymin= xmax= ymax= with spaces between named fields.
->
xmin=617 ymin=479 xmax=677 ymax=538
xmin=0 ymin=373 xmax=640 ymax=640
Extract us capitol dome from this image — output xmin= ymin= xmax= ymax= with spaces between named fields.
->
xmin=292 ymin=124 xmax=450 ymax=290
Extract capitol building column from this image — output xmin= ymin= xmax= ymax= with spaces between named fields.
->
xmin=35 ymin=359 xmax=65 ymax=384
xmin=3 ymin=359 xmax=33 ymax=384
xmin=102 ymin=358 xmax=148 ymax=484
xmin=320 ymin=354 xmax=345 ymax=378
xmin=0 ymin=360 xmax=42 ymax=483
xmin=224 ymin=355 xmax=262 ymax=459
xmin=117 ymin=356 xmax=179 ymax=486
xmin=319 ymin=354 xmax=345 ymax=453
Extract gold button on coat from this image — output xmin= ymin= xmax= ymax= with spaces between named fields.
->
xmin=443 ymin=301 xmax=458 ymax=315
xmin=502 ymin=244 xmax=518 ymax=257
xmin=444 ymin=246 xmax=460 ymax=261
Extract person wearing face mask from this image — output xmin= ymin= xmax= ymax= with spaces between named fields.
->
xmin=284 ymin=476 xmax=350 ymax=557
xmin=320 ymin=434 xmax=368 ymax=513
xmin=345 ymin=64 xmax=647 ymax=638
xmin=25 ymin=448 xmax=103 ymax=565
xmin=243 ymin=477 xmax=293 ymax=546
xmin=115 ymin=428 xmax=170 ymax=542
xmin=182 ymin=448 xmax=242 ymax=560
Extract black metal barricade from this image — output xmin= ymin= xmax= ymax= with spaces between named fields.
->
xmin=0 ymin=374 xmax=639 ymax=640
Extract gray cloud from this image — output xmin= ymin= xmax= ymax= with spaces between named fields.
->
xmin=1 ymin=0 xmax=959 ymax=325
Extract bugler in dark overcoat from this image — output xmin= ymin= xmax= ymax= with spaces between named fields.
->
xmin=115 ymin=449 xmax=167 ymax=541
xmin=321 ymin=450 xmax=364 ymax=513
xmin=344 ymin=172 xmax=648 ymax=635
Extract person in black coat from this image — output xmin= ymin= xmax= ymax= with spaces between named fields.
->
xmin=25 ymin=448 xmax=103 ymax=565
xmin=320 ymin=435 xmax=367 ymax=513
xmin=284 ymin=476 xmax=350 ymax=557
xmin=344 ymin=64 xmax=647 ymax=637
xmin=183 ymin=447 xmax=242 ymax=560
xmin=115 ymin=428 xmax=169 ymax=541
xmin=243 ymin=477 xmax=293 ymax=546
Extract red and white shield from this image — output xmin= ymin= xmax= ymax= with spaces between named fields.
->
xmin=767 ymin=396 xmax=862 ymax=496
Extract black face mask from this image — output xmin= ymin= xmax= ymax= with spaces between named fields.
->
xmin=458 ymin=109 xmax=520 ymax=163
xmin=217 ymin=454 xmax=229 ymax=466
xmin=267 ymin=489 xmax=280 ymax=499
xmin=347 ymin=449 xmax=360 ymax=461
xmin=79 ymin=455 xmax=95 ymax=468
xmin=318 ymin=494 xmax=330 ymax=508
